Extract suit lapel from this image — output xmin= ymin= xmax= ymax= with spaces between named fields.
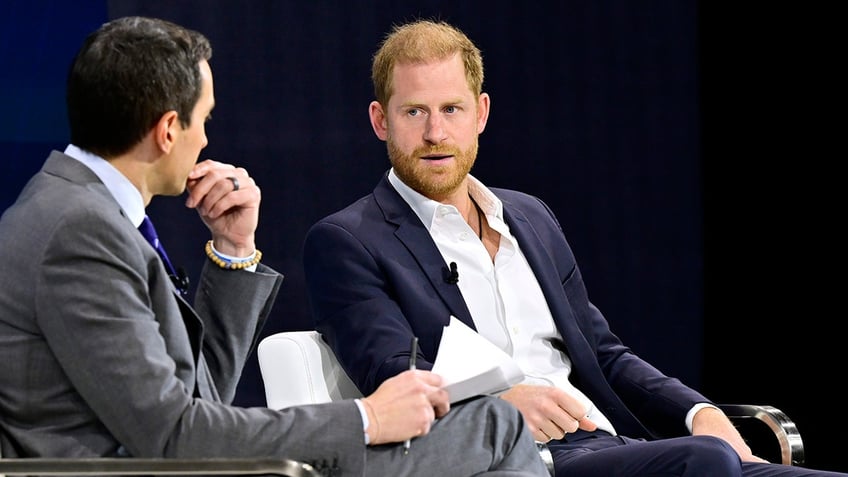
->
xmin=174 ymin=292 xmax=203 ymax=356
xmin=373 ymin=175 xmax=474 ymax=327
xmin=500 ymin=200 xmax=595 ymax=362
xmin=501 ymin=198 xmax=647 ymax=433
xmin=45 ymin=151 xmax=219 ymax=401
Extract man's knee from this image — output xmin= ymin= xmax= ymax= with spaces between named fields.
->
xmin=683 ymin=435 xmax=740 ymax=471
xmin=453 ymin=396 xmax=526 ymax=434
xmin=476 ymin=396 xmax=524 ymax=423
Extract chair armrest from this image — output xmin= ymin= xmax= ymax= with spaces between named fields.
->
xmin=0 ymin=457 xmax=320 ymax=476
xmin=719 ymin=403 xmax=805 ymax=466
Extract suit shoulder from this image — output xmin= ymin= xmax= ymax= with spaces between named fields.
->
xmin=490 ymin=187 xmax=552 ymax=210
xmin=310 ymin=193 xmax=379 ymax=228
xmin=11 ymin=171 xmax=130 ymax=245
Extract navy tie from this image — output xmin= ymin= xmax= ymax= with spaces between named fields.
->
xmin=138 ymin=215 xmax=188 ymax=294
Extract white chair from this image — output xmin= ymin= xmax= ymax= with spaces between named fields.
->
xmin=258 ymin=330 xmax=361 ymax=409
xmin=257 ymin=331 xmax=806 ymax=468
xmin=257 ymin=330 xmax=547 ymax=475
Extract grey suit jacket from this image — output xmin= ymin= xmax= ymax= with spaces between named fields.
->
xmin=0 ymin=151 xmax=366 ymax=470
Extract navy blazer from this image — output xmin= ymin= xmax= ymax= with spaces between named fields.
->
xmin=304 ymin=171 xmax=710 ymax=440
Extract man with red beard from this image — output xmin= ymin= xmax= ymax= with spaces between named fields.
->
xmin=303 ymin=18 xmax=845 ymax=477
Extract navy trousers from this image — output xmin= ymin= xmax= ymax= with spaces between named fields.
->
xmin=548 ymin=430 xmax=846 ymax=476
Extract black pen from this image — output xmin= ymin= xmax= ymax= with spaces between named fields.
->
xmin=403 ymin=336 xmax=418 ymax=455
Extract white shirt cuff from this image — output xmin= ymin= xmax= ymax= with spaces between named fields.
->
xmin=686 ymin=402 xmax=719 ymax=432
xmin=354 ymin=399 xmax=370 ymax=444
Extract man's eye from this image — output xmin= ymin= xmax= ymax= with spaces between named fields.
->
xmin=407 ymin=109 xmax=420 ymax=117
xmin=445 ymin=106 xmax=456 ymax=114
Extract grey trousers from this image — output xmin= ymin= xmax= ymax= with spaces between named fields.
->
xmin=363 ymin=396 xmax=547 ymax=476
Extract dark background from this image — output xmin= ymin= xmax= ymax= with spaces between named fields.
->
xmin=1 ymin=0 xmax=841 ymax=472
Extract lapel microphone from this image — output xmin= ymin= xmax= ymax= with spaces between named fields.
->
xmin=171 ymin=267 xmax=191 ymax=296
xmin=444 ymin=262 xmax=459 ymax=284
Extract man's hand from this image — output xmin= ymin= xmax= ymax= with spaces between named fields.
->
xmin=185 ymin=159 xmax=259 ymax=256
xmin=360 ymin=370 xmax=449 ymax=445
xmin=500 ymin=384 xmax=597 ymax=442
xmin=692 ymin=406 xmax=768 ymax=463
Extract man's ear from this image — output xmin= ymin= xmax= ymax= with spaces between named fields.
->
xmin=368 ymin=101 xmax=389 ymax=141
xmin=153 ymin=110 xmax=180 ymax=153
xmin=476 ymin=92 xmax=490 ymax=134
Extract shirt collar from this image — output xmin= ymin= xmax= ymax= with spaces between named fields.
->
xmin=63 ymin=144 xmax=146 ymax=227
xmin=387 ymin=167 xmax=503 ymax=231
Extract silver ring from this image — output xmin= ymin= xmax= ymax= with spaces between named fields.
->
xmin=227 ymin=176 xmax=239 ymax=191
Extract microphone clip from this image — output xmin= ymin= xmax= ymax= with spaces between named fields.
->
xmin=444 ymin=262 xmax=459 ymax=285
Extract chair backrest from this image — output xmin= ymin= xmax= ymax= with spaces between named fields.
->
xmin=257 ymin=331 xmax=362 ymax=409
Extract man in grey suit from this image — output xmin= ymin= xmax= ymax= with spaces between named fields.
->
xmin=0 ymin=16 xmax=547 ymax=476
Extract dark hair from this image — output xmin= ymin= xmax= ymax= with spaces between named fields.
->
xmin=66 ymin=16 xmax=212 ymax=158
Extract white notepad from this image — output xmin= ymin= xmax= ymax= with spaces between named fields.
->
xmin=431 ymin=316 xmax=525 ymax=403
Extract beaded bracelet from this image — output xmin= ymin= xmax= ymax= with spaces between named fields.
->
xmin=204 ymin=240 xmax=262 ymax=270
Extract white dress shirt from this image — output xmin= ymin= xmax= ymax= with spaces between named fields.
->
xmin=388 ymin=169 xmax=617 ymax=435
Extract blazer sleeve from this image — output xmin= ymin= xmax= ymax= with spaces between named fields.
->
xmin=193 ymin=261 xmax=283 ymax=404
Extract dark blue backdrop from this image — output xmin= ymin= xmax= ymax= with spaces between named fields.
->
xmin=1 ymin=0 xmax=841 ymax=472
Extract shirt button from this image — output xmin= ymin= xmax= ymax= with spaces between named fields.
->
xmin=511 ymin=327 xmax=520 ymax=335
xmin=459 ymin=232 xmax=469 ymax=240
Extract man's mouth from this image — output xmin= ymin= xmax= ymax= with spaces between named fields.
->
xmin=421 ymin=154 xmax=452 ymax=161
